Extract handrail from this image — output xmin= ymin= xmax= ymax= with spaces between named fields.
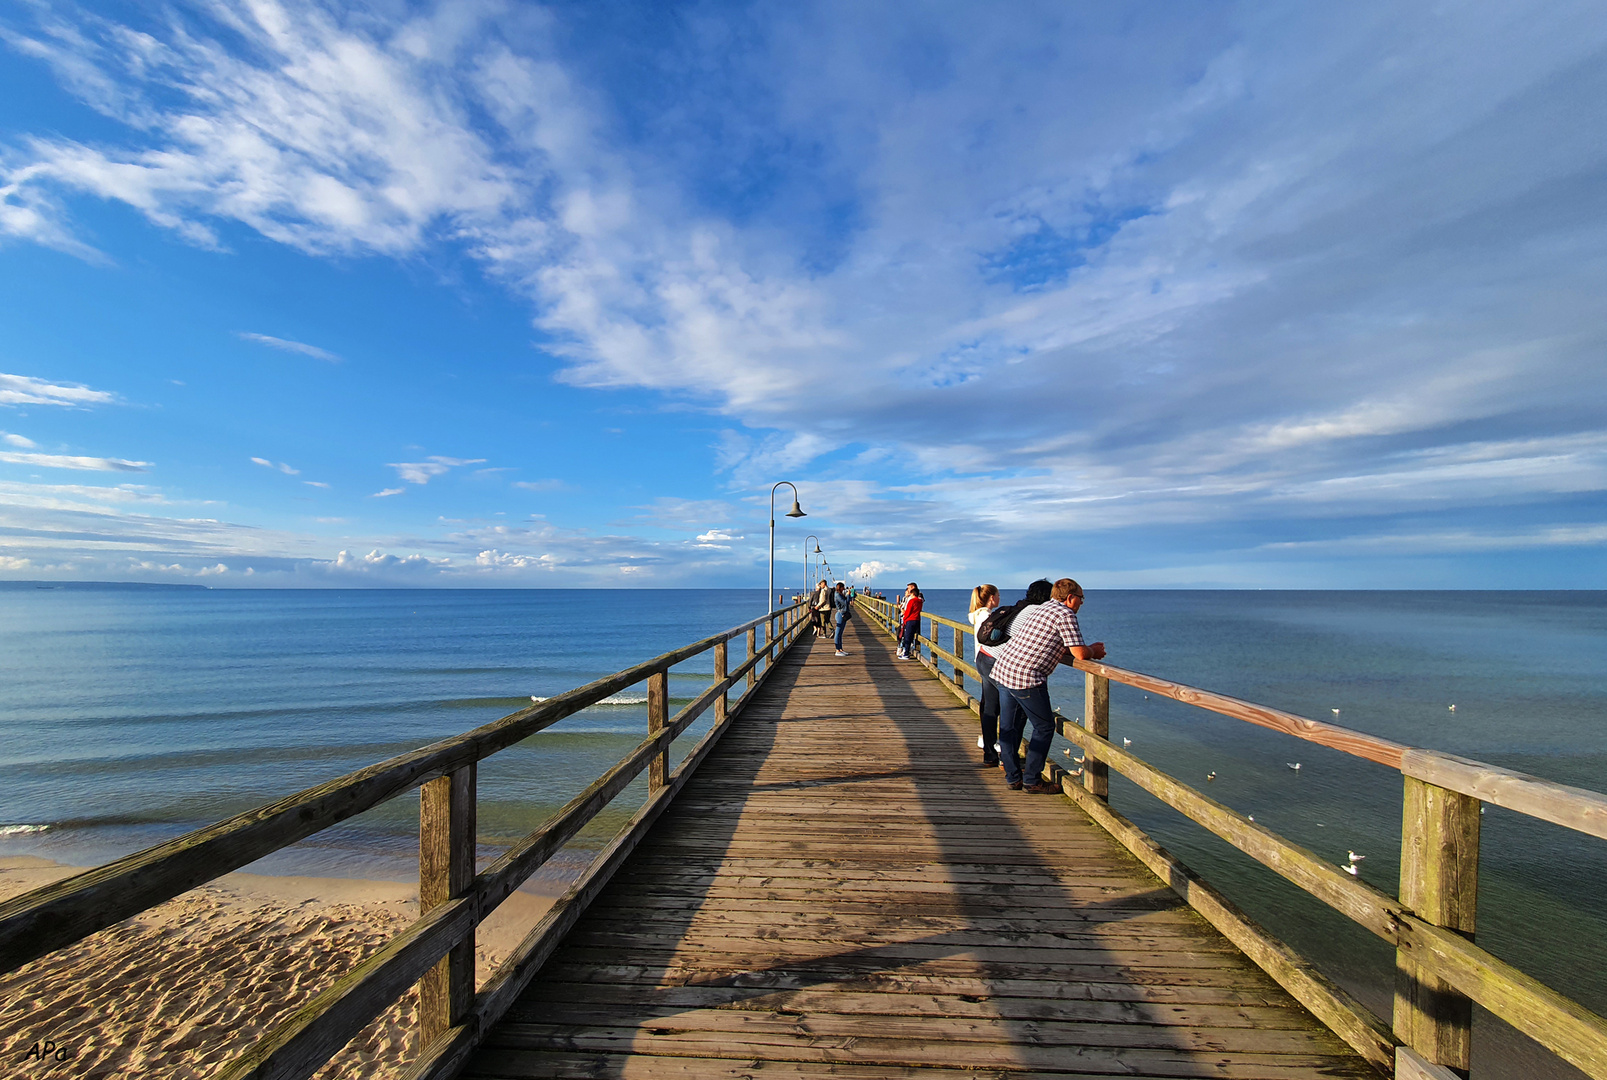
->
xmin=854 ymin=592 xmax=1607 ymax=1080
xmin=0 ymin=597 xmax=812 ymax=1080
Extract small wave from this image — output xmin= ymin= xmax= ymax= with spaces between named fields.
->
xmin=0 ymin=824 xmax=50 ymax=836
xmin=529 ymin=693 xmax=649 ymax=707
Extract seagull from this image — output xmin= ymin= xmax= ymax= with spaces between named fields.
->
xmin=1247 ymin=815 xmax=1255 ymax=822
xmin=1123 ymin=737 xmax=1132 ymax=747
xmin=1067 ymin=767 xmax=1083 ymax=778
xmin=1449 ymin=704 xmax=1457 ymax=712
xmin=1342 ymin=863 xmax=1359 ymax=876
xmin=1331 ymin=708 xmax=1340 ymax=716
xmin=1348 ymin=851 xmax=1365 ymax=863
xmin=1074 ymin=755 xmax=1085 ymax=764
xmin=1206 ymin=771 xmax=1217 ymax=781
xmin=1063 ymin=748 xmax=1072 ymax=756
xmin=1287 ymin=762 xmax=1302 ymax=770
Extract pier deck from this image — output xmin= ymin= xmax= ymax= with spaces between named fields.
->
xmin=463 ymin=620 xmax=1372 ymax=1079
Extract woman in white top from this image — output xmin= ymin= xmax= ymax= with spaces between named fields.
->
xmin=968 ymin=584 xmax=1002 ymax=767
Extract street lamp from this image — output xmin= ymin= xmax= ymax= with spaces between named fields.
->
xmin=804 ymin=535 xmax=822 ymax=597
xmin=768 ymin=481 xmax=805 ymax=614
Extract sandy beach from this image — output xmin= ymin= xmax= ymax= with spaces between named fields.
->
xmin=0 ymin=856 xmax=560 ymax=1079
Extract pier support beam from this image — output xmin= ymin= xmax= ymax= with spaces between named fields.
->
xmin=648 ymin=671 xmax=669 ymax=791
xmin=1395 ymin=776 xmax=1480 ymax=1077
xmin=419 ymin=763 xmax=476 ymax=1048
xmin=1083 ymin=673 xmax=1110 ymax=802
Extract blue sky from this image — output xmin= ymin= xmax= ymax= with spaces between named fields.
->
xmin=0 ymin=1 xmax=1603 ymax=589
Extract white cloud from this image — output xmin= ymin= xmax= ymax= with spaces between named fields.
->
xmin=250 ymin=456 xmax=300 ymax=475
xmin=238 ymin=332 xmax=342 ymax=363
xmin=511 ymin=479 xmax=565 ymax=492
xmin=371 ymin=487 xmax=406 ymax=497
xmin=2 ymin=3 xmax=1605 ymax=585
xmin=1 ymin=432 xmax=36 ymax=448
xmin=0 ymin=373 xmax=115 ymax=408
xmin=389 ymin=456 xmax=487 ymax=485
xmin=303 ymin=480 xmax=330 ymax=488
xmin=696 ymin=529 xmax=742 ymax=542
xmin=0 ymin=450 xmax=148 ymax=471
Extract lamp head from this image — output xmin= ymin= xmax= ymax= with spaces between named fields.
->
xmin=813 ymin=544 xmax=822 ymax=553
xmin=786 ymin=501 xmax=806 ymax=518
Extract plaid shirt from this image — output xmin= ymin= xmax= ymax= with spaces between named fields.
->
xmin=990 ymin=601 xmax=1084 ymax=690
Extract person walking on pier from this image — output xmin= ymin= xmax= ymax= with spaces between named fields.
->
xmin=832 ymin=580 xmax=853 ymax=656
xmin=968 ymin=584 xmax=1002 ymax=766
xmin=896 ymin=582 xmax=923 ymax=659
xmin=811 ymin=579 xmax=833 ymax=637
xmin=991 ymin=578 xmax=1105 ymax=793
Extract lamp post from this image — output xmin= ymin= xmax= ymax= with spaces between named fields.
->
xmin=768 ymin=482 xmax=805 ymax=615
xmin=804 ymin=536 xmax=822 ymax=597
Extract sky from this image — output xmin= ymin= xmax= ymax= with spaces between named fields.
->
xmin=0 ymin=1 xmax=1603 ymax=590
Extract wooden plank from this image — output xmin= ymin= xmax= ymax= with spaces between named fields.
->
xmin=1055 ymin=770 xmax=1396 ymax=1073
xmin=1397 ymin=1045 xmax=1462 ymax=1080
xmin=1083 ymin=671 xmax=1110 ymax=801
xmin=1394 ymin=777 xmax=1479 ymax=1074
xmin=1403 ymin=747 xmax=1607 ymax=843
xmin=1072 ymin=659 xmax=1408 ymax=768
xmin=419 ymin=764 xmax=477 ymax=1046
xmin=1054 ymin=717 xmax=1405 ymax=941
xmin=461 ymin=621 xmax=1376 ymax=1080
xmin=0 ymin=601 xmax=810 ymax=975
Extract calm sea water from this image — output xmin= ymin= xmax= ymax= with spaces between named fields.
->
xmin=2 ymin=585 xmax=1604 ymax=1072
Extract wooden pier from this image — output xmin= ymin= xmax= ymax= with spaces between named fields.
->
xmin=463 ymin=619 xmax=1370 ymax=1078
xmin=3 ymin=595 xmax=1606 ymax=1080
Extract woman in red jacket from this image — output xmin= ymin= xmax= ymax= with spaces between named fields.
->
xmin=897 ymin=582 xmax=923 ymax=659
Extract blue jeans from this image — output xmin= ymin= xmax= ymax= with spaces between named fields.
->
xmin=998 ymin=682 xmax=1054 ymax=786
xmin=899 ymin=620 xmax=918 ymax=654
xmin=834 ymin=614 xmax=847 ymax=649
xmin=974 ymin=651 xmax=1000 ymax=763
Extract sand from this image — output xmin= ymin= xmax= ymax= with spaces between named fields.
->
xmin=0 ymin=856 xmax=560 ymax=1079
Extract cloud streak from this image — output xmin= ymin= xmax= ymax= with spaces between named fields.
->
xmin=238 ymin=333 xmax=342 ymax=363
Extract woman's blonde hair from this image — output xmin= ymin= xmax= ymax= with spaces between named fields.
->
xmin=969 ymin=583 xmax=999 ymax=613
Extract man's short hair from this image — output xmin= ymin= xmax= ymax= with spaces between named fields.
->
xmin=1025 ymin=579 xmax=1053 ymax=604
xmin=1051 ymin=578 xmax=1083 ymax=602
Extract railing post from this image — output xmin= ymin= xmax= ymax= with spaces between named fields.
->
xmin=419 ymin=763 xmax=476 ymax=1047
xmin=747 ymin=626 xmax=758 ymax=691
xmin=1083 ymin=672 xmax=1110 ymax=802
xmin=954 ymin=627 xmax=965 ymax=691
xmin=648 ymin=670 xmax=669 ymax=791
xmin=714 ymin=639 xmax=729 ymax=726
xmin=1395 ymin=777 xmax=1479 ymax=1076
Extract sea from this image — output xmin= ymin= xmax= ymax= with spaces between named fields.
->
xmin=2 ymin=584 xmax=1603 ymax=1077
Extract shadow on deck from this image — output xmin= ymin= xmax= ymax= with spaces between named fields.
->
xmin=461 ymin=619 xmax=1373 ymax=1079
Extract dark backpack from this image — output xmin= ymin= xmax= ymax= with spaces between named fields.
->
xmin=977 ymin=598 xmax=1036 ymax=647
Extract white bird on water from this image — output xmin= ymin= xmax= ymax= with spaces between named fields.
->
xmin=1331 ymin=708 xmax=1340 ymax=716
xmin=1449 ymin=704 xmax=1457 ymax=712
xmin=1342 ymin=863 xmax=1359 ymax=876
xmin=1348 ymin=850 xmax=1365 ymax=863
xmin=1287 ymin=762 xmax=1302 ymax=771
xmin=1207 ymin=771 xmax=1217 ymax=781
xmin=1123 ymin=737 xmax=1132 ymax=747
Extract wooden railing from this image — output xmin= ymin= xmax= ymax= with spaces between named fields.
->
xmin=0 ymin=599 xmax=812 ymax=1080
xmin=857 ymin=594 xmax=1607 ymax=1080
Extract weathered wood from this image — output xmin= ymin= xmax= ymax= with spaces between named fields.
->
xmin=714 ymin=640 xmax=728 ymax=727
xmin=1054 ymin=719 xmax=1405 ymax=941
xmin=0 ymin=601 xmax=807 ymax=975
xmin=648 ymin=670 xmax=669 ymax=791
xmin=1073 ymin=658 xmax=1409 ymax=768
xmin=1395 ymin=777 xmax=1479 ymax=1076
xmin=1397 ymin=914 xmax=1607 ymax=1080
xmin=747 ymin=627 xmax=757 ymax=690
xmin=218 ymin=896 xmax=476 ymax=1080
xmin=461 ymin=621 xmax=1374 ymax=1080
xmin=1083 ymin=673 xmax=1111 ymax=802
xmin=1398 ymin=1045 xmax=1462 ymax=1080
xmin=1055 ymin=768 xmax=1396 ymax=1073
xmin=1403 ymin=747 xmax=1607 ymax=843
xmin=419 ymin=764 xmax=477 ymax=1047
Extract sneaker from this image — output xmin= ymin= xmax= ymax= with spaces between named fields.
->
xmin=896 ymin=650 xmax=907 ymax=659
xmin=1007 ymin=780 xmax=1023 ymax=791
xmin=835 ymin=650 xmax=848 ymax=657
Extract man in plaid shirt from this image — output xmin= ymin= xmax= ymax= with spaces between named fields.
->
xmin=991 ymin=578 xmax=1106 ymax=793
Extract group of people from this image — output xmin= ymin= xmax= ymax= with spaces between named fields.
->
xmin=809 ymin=579 xmax=856 ymax=656
xmin=938 ymin=578 xmax=1107 ymax=793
